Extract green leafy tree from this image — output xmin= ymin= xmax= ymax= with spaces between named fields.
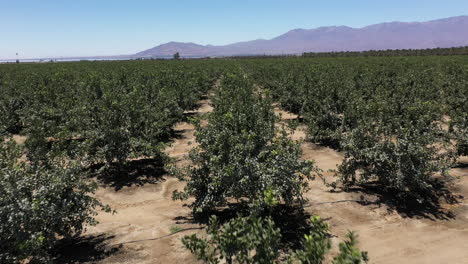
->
xmin=0 ymin=61 xmax=217 ymax=168
xmin=173 ymin=72 xmax=316 ymax=212
xmin=0 ymin=140 xmax=111 ymax=263
xmin=0 ymin=98 xmax=24 ymax=135
xmin=445 ymin=69 xmax=468 ymax=156
xmin=336 ymin=108 xmax=455 ymax=202
xmin=332 ymin=232 xmax=369 ymax=264
xmin=182 ymin=215 xmax=282 ymax=264
xmin=289 ymin=216 xmax=331 ymax=264
xmin=183 ymin=215 xmax=368 ymax=264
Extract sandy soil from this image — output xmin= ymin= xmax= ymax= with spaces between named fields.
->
xmin=78 ymin=100 xmax=468 ymax=264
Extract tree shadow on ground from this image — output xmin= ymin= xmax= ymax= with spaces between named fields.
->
xmin=336 ymin=178 xmax=462 ymax=221
xmin=174 ymin=203 xmax=317 ymax=250
xmin=181 ymin=96 xmax=210 ymax=118
xmin=52 ymin=234 xmax=121 ymax=263
xmin=313 ymin=138 xmax=342 ymax=151
xmin=90 ymin=158 xmax=166 ymax=191
xmin=270 ymin=205 xmax=320 ymax=250
xmin=183 ymin=109 xmax=202 ymax=119
xmin=284 ymin=116 xmax=305 ymax=123
xmin=453 ymin=162 xmax=468 ymax=169
xmin=170 ymin=125 xmax=195 ymax=140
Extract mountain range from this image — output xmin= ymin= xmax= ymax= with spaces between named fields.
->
xmin=136 ymin=16 xmax=468 ymax=57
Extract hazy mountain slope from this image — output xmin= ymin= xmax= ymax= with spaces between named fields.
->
xmin=136 ymin=16 xmax=468 ymax=57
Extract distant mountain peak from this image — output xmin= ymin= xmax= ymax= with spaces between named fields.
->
xmin=136 ymin=15 xmax=468 ymax=57
xmin=289 ymin=28 xmax=306 ymax=33
xmin=162 ymin=41 xmax=202 ymax=46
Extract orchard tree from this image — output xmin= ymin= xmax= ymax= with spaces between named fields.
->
xmin=335 ymin=100 xmax=456 ymax=203
xmin=182 ymin=215 xmax=282 ymax=263
xmin=173 ymin=72 xmax=317 ymax=213
xmin=0 ymin=139 xmax=111 ymax=263
xmin=182 ymin=214 xmax=368 ymax=264
xmin=23 ymin=72 xmax=183 ymax=167
xmin=332 ymin=232 xmax=369 ymax=264
xmin=0 ymin=98 xmax=24 ymax=135
xmin=445 ymin=68 xmax=468 ymax=156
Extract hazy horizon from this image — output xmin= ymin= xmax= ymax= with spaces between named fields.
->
xmin=2 ymin=0 xmax=468 ymax=59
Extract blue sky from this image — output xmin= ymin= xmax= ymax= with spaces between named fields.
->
xmin=1 ymin=0 xmax=467 ymax=59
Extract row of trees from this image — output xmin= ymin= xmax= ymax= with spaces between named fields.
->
xmin=0 ymin=60 xmax=218 ymax=167
xmin=0 ymin=59 xmax=368 ymax=263
xmin=173 ymin=72 xmax=315 ymax=212
xmin=0 ymin=138 xmax=111 ymax=262
xmin=173 ymin=71 xmax=368 ymax=263
xmin=0 ymin=60 xmax=220 ymax=262
xmin=6 ymin=54 xmax=464 ymax=262
xmin=245 ymin=56 xmax=467 ymax=205
xmin=303 ymin=46 xmax=468 ymax=57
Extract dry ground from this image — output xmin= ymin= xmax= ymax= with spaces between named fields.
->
xmin=76 ymin=100 xmax=468 ymax=264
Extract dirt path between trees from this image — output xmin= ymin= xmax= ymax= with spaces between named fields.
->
xmin=82 ymin=89 xmax=468 ymax=264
